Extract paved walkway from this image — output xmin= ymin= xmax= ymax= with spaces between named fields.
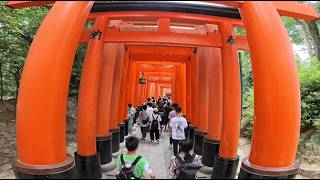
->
xmin=0 ymin=124 xmax=313 ymax=179
xmin=104 ymin=124 xmax=212 ymax=179
xmin=105 ymin=126 xmax=185 ymax=179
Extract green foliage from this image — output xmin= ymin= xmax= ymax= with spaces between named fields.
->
xmin=0 ymin=2 xmax=86 ymax=99
xmin=298 ymin=58 xmax=320 ymax=131
xmin=281 ymin=17 xmax=305 ymax=45
xmin=239 ymin=51 xmax=254 ymax=138
xmin=234 ymin=27 xmax=246 ymax=36
xmin=69 ymin=44 xmax=87 ymax=96
xmin=240 ymin=57 xmax=320 ymax=156
xmin=241 ymin=87 xmax=254 ymax=138
xmin=0 ymin=1 xmax=48 ymax=100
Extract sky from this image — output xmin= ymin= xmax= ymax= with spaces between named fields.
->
xmin=293 ymin=44 xmax=311 ymax=61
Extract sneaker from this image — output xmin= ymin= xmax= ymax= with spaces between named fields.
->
xmin=156 ymin=140 xmax=160 ymax=144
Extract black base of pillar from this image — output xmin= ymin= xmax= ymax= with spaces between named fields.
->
xmin=110 ymin=128 xmax=120 ymax=153
xmin=193 ymin=130 xmax=206 ymax=155
xmin=238 ymin=157 xmax=300 ymax=179
xmin=124 ymin=119 xmax=129 ymax=136
xmin=212 ymin=155 xmax=239 ymax=179
xmin=202 ymin=137 xmax=220 ymax=167
xmin=96 ymin=136 xmax=113 ymax=165
xmin=74 ymin=152 xmax=102 ymax=179
xmin=188 ymin=125 xmax=196 ymax=146
xmin=11 ymin=154 xmax=75 ymax=179
xmin=119 ymin=123 xmax=125 ymax=143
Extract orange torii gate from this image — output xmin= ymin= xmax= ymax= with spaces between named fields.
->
xmin=5 ymin=1 xmax=319 ymax=180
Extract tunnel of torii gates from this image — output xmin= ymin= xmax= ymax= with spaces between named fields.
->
xmin=4 ymin=1 xmax=320 ymax=179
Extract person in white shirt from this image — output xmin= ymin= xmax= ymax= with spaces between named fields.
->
xmin=146 ymin=102 xmax=154 ymax=117
xmin=169 ymin=107 xmax=188 ymax=155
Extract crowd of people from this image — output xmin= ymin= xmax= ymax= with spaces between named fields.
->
xmin=116 ymin=96 xmax=203 ymax=179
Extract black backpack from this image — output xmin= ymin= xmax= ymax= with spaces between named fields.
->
xmin=175 ymin=154 xmax=202 ymax=179
xmin=151 ymin=115 xmax=159 ymax=130
xmin=116 ymin=155 xmax=142 ymax=179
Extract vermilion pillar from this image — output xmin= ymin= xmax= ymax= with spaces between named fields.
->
xmin=160 ymin=86 xmax=164 ymax=97
xmin=12 ymin=1 xmax=93 ymax=179
xmin=109 ymin=45 xmax=124 ymax=154
xmin=207 ymin=48 xmax=223 ymax=141
xmin=174 ymin=65 xmax=182 ymax=106
xmin=188 ymin=55 xmax=198 ymax=146
xmin=212 ymin=22 xmax=241 ymax=179
xmin=139 ymin=84 xmax=146 ymax=105
xmin=128 ymin=62 xmax=137 ymax=106
xmin=134 ymin=71 xmax=141 ymax=107
xmin=150 ymin=83 xmax=156 ymax=98
xmin=146 ymin=82 xmax=151 ymax=98
xmin=202 ymin=48 xmax=223 ymax=168
xmin=178 ymin=64 xmax=187 ymax=114
xmin=118 ymin=52 xmax=130 ymax=139
xmin=171 ymin=73 xmax=176 ymax=103
xmin=118 ymin=52 xmax=129 ymax=123
xmin=190 ymin=55 xmax=198 ymax=126
xmin=186 ymin=60 xmax=192 ymax=120
xmin=238 ymin=2 xmax=301 ymax=179
xmin=76 ymin=16 xmax=109 ymax=178
xmin=157 ymin=83 xmax=161 ymax=99
xmin=118 ymin=52 xmax=132 ymax=138
xmin=193 ymin=48 xmax=209 ymax=155
xmin=96 ymin=43 xmax=118 ymax=167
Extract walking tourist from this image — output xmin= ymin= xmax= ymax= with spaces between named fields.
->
xmin=169 ymin=107 xmax=188 ymax=155
xmin=149 ymin=108 xmax=162 ymax=144
xmin=116 ymin=136 xmax=156 ymax=179
xmin=168 ymin=139 xmax=202 ymax=179
xmin=127 ymin=103 xmax=136 ymax=133
xmin=168 ymin=103 xmax=179 ymax=147
xmin=139 ymin=105 xmax=149 ymax=141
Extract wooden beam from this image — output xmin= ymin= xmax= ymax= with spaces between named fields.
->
xmin=104 ymin=31 xmax=222 ymax=47
xmin=138 ymin=67 xmax=176 ymax=73
xmin=136 ymin=61 xmax=183 ymax=66
xmin=132 ymin=54 xmax=189 ymax=63
xmin=236 ymin=36 xmax=249 ymax=50
xmin=6 ymin=1 xmax=319 ymax=21
xmin=272 ymin=1 xmax=319 ymax=21
xmin=128 ymin=45 xmax=195 ymax=56
xmin=143 ymin=72 xmax=175 ymax=77
xmin=80 ymin=29 xmax=248 ymax=50
xmin=208 ymin=1 xmax=319 ymax=21
xmin=88 ymin=11 xmax=244 ymax=26
xmin=147 ymin=80 xmax=172 ymax=84
xmin=80 ymin=29 xmax=222 ymax=47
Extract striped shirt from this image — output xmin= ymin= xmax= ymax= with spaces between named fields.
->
xmin=168 ymin=153 xmax=203 ymax=178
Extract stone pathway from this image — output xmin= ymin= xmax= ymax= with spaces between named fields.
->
xmin=1 ymin=125 xmax=319 ymax=179
xmin=104 ymin=126 xmax=175 ymax=179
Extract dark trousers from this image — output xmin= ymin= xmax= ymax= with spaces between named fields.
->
xmin=150 ymin=129 xmax=160 ymax=141
xmin=140 ymin=126 xmax=148 ymax=139
xmin=173 ymin=139 xmax=182 ymax=156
